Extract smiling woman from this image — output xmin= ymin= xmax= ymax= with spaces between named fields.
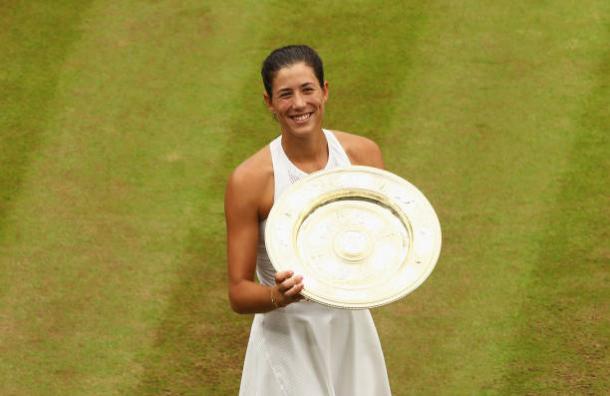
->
xmin=266 ymin=62 xmax=328 ymax=136
xmin=225 ymin=45 xmax=391 ymax=395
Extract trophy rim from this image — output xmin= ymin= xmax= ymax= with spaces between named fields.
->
xmin=265 ymin=165 xmax=442 ymax=309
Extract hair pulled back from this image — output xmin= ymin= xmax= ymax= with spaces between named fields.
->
xmin=261 ymin=45 xmax=324 ymax=98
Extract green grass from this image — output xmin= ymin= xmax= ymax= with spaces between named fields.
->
xmin=1 ymin=1 xmax=608 ymax=395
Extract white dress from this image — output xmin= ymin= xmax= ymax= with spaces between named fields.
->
xmin=239 ymin=130 xmax=392 ymax=396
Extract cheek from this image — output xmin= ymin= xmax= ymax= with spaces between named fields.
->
xmin=274 ymin=100 xmax=291 ymax=112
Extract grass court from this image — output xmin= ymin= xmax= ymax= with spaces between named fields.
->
xmin=1 ymin=1 xmax=608 ymax=394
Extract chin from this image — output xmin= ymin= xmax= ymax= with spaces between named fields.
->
xmin=284 ymin=119 xmax=323 ymax=137
xmin=285 ymin=124 xmax=319 ymax=138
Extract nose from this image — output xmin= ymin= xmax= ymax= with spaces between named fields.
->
xmin=293 ymin=92 xmax=306 ymax=109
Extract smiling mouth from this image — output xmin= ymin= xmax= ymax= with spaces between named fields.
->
xmin=290 ymin=112 xmax=313 ymax=122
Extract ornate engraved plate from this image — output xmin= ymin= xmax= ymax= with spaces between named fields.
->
xmin=265 ymin=166 xmax=442 ymax=309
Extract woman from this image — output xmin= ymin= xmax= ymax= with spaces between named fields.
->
xmin=225 ymin=45 xmax=391 ymax=395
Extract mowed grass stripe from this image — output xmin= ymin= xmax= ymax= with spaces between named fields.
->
xmin=133 ymin=2 xmax=430 ymax=394
xmin=0 ymin=1 xmax=270 ymax=394
xmin=129 ymin=2 xmax=277 ymax=394
xmin=0 ymin=1 xmax=93 ymax=240
xmin=501 ymin=45 xmax=609 ymax=394
xmin=2 ymin=1 xmax=607 ymax=395
xmin=374 ymin=1 xmax=609 ymax=393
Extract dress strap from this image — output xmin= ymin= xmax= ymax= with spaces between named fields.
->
xmin=323 ymin=129 xmax=351 ymax=167
xmin=269 ymin=135 xmax=292 ymax=203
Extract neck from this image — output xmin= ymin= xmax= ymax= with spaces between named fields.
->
xmin=281 ymin=128 xmax=328 ymax=172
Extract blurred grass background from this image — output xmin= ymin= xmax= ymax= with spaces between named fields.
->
xmin=1 ymin=1 xmax=608 ymax=394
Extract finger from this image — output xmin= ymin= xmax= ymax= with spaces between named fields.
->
xmin=280 ymin=275 xmax=302 ymax=292
xmin=279 ymin=278 xmax=295 ymax=292
xmin=284 ymin=283 xmax=304 ymax=297
xmin=275 ymin=270 xmax=293 ymax=284
xmin=284 ymin=278 xmax=304 ymax=295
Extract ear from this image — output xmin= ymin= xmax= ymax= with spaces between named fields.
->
xmin=263 ymin=91 xmax=274 ymax=111
xmin=322 ymin=81 xmax=329 ymax=102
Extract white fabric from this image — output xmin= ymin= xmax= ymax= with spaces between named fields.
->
xmin=239 ymin=130 xmax=392 ymax=396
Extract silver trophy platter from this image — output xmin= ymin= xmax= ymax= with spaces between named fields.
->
xmin=265 ymin=166 xmax=442 ymax=309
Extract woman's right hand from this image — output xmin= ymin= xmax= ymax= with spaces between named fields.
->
xmin=271 ymin=270 xmax=304 ymax=308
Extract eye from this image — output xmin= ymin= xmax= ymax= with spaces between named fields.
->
xmin=303 ymin=87 xmax=314 ymax=93
xmin=279 ymin=92 xmax=291 ymax=99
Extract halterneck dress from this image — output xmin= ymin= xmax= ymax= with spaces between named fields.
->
xmin=238 ymin=129 xmax=392 ymax=396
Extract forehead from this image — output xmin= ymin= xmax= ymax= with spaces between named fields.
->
xmin=272 ymin=62 xmax=318 ymax=91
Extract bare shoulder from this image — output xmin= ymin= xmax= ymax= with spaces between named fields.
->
xmin=225 ymin=146 xmax=274 ymax=217
xmin=228 ymin=146 xmax=272 ymax=187
xmin=330 ymin=130 xmax=384 ymax=168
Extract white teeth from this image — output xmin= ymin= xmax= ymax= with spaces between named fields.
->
xmin=293 ymin=113 xmax=311 ymax=121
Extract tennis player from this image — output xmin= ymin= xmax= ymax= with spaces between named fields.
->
xmin=225 ymin=45 xmax=391 ymax=395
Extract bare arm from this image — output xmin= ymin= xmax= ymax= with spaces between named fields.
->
xmin=225 ymin=168 xmax=303 ymax=314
